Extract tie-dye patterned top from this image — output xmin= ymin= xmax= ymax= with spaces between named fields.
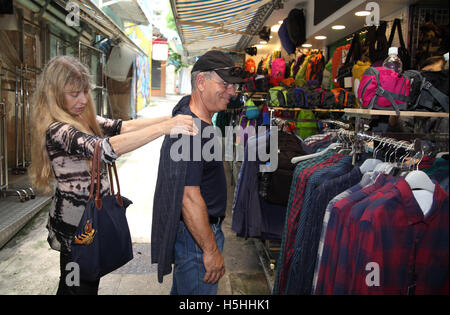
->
xmin=45 ymin=115 xmax=122 ymax=253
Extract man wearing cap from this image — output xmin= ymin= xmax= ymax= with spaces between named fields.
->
xmin=151 ymin=50 xmax=243 ymax=294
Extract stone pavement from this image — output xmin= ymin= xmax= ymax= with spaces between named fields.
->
xmin=0 ymin=94 xmax=271 ymax=295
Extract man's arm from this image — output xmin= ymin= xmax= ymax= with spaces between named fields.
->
xmin=182 ymin=186 xmax=225 ymax=284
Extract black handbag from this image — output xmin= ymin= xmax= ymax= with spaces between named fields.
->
xmin=71 ymin=140 xmax=133 ymax=281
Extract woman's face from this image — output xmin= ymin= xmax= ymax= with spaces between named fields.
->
xmin=63 ymin=87 xmax=88 ymax=117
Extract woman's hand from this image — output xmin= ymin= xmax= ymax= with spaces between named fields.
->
xmin=162 ymin=114 xmax=198 ymax=136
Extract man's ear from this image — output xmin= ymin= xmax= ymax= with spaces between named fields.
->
xmin=196 ymin=73 xmax=207 ymax=92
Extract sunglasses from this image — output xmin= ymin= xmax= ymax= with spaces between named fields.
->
xmin=210 ymin=78 xmax=239 ymax=91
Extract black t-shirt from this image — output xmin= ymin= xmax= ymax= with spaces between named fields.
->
xmin=184 ymin=118 xmax=227 ymax=218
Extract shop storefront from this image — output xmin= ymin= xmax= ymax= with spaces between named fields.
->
xmin=170 ymin=0 xmax=449 ymax=295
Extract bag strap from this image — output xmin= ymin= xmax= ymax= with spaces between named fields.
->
xmin=368 ymin=68 xmax=405 ymax=115
xmin=88 ymin=140 xmax=102 ymax=209
xmin=344 ymin=33 xmax=362 ymax=65
xmin=388 ymin=19 xmax=407 ymax=49
xmin=89 ymin=139 xmax=124 ymax=209
xmin=421 ymin=81 xmax=450 ymax=112
xmin=107 ymin=163 xmax=124 ymax=207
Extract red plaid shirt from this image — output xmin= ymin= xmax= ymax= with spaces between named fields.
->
xmin=277 ymin=153 xmax=343 ymax=294
xmin=314 ymin=175 xmax=396 ymax=294
xmin=334 ymin=179 xmax=448 ymax=294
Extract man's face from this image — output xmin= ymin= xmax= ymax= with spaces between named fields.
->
xmin=202 ymin=71 xmax=237 ymax=112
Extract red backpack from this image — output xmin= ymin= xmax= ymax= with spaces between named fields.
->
xmin=358 ymin=67 xmax=411 ymax=115
xmin=270 ymin=58 xmax=286 ymax=86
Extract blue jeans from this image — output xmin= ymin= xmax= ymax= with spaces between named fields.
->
xmin=170 ymin=220 xmax=225 ymax=295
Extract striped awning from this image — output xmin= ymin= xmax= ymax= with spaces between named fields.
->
xmin=170 ymin=0 xmax=278 ymax=57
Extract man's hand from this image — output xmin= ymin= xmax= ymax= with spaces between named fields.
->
xmin=203 ymin=246 xmax=225 ymax=284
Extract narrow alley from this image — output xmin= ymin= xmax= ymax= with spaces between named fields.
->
xmin=0 ymin=95 xmax=271 ymax=295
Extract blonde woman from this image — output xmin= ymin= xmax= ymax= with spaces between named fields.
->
xmin=29 ymin=55 xmax=197 ymax=295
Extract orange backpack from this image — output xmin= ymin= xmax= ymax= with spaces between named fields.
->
xmin=245 ymin=58 xmax=256 ymax=73
xmin=306 ymin=52 xmax=324 ymax=82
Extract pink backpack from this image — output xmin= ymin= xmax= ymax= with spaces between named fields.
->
xmin=270 ymin=58 xmax=286 ymax=85
xmin=358 ymin=67 xmax=410 ymax=115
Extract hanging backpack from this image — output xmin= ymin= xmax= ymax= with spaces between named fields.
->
xmin=245 ymin=46 xmax=257 ymax=56
xmin=260 ymin=104 xmax=271 ymax=125
xmin=286 ymin=8 xmax=306 ymax=47
xmin=257 ymin=59 xmax=267 ymax=75
xmin=403 ymin=69 xmax=449 ymax=112
xmin=358 ymin=67 xmax=411 ymax=115
xmin=352 ymin=60 xmax=372 ymax=107
xmin=292 ymin=54 xmax=305 ymax=78
xmin=321 ymin=61 xmax=332 ymax=89
xmin=387 ymin=18 xmax=411 ymax=70
xmin=307 ymin=88 xmax=336 ymax=109
xmin=294 ymin=87 xmax=308 ymax=108
xmin=269 ymin=86 xmax=288 ymax=107
xmin=306 ymin=52 xmax=325 ymax=84
xmin=295 ymin=54 xmax=312 ymax=87
xmin=243 ymin=98 xmax=260 ymax=119
xmin=245 ymin=58 xmax=256 ymax=74
xmin=254 ymin=74 xmax=269 ymax=91
xmin=244 ymin=75 xmax=257 ymax=93
xmin=278 ymin=18 xmax=296 ymax=54
xmin=331 ymin=88 xmax=346 ymax=109
xmin=285 ymin=86 xmax=298 ymax=108
xmin=270 ymin=58 xmax=286 ymax=86
xmin=296 ymin=110 xmax=317 ymax=140
xmin=331 ymin=44 xmax=351 ymax=88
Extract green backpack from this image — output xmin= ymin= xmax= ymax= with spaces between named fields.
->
xmin=295 ymin=54 xmax=312 ymax=87
xmin=295 ymin=110 xmax=317 ymax=139
xmin=269 ymin=86 xmax=288 ymax=107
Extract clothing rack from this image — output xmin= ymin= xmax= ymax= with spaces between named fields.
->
xmin=319 ymin=119 xmax=351 ymax=130
xmin=0 ymin=63 xmax=35 ymax=202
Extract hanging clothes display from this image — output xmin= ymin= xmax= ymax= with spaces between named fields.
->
xmin=272 ymin=133 xmax=449 ymax=295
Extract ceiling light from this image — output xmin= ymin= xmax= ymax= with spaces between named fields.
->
xmin=332 ymin=25 xmax=346 ymax=30
xmin=355 ymin=11 xmax=370 ymax=16
xmin=271 ymin=24 xmax=280 ymax=32
xmin=260 ymin=40 xmax=267 ymax=44
xmin=315 ymin=35 xmax=327 ymax=40
xmin=255 ymin=44 xmax=264 ymax=49
xmin=302 ymin=43 xmax=312 ymax=48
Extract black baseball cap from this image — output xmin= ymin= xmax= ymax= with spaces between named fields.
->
xmin=192 ymin=50 xmax=244 ymax=84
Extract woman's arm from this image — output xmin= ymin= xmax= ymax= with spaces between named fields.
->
xmin=120 ymin=115 xmax=171 ymax=134
xmin=108 ymin=114 xmax=196 ymax=156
